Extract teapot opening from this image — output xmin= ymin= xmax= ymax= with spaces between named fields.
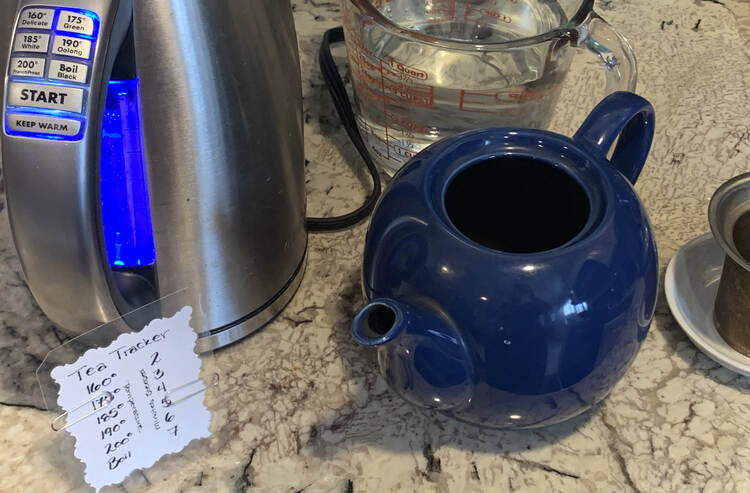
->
xmin=444 ymin=157 xmax=590 ymax=253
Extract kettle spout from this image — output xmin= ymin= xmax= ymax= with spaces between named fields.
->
xmin=352 ymin=298 xmax=474 ymax=411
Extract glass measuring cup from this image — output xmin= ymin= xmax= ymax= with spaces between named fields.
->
xmin=341 ymin=0 xmax=636 ymax=175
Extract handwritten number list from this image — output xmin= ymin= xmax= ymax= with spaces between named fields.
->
xmin=51 ymin=307 xmax=211 ymax=492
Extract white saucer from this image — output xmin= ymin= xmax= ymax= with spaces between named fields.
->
xmin=665 ymin=232 xmax=750 ymax=377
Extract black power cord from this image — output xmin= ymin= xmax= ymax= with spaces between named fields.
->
xmin=305 ymin=27 xmax=382 ymax=232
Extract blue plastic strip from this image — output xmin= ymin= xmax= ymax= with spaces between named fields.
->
xmin=100 ymin=78 xmax=156 ymax=267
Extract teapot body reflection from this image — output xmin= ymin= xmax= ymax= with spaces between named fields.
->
xmin=352 ymin=93 xmax=658 ymax=428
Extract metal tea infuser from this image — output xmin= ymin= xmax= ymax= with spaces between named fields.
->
xmin=709 ymin=173 xmax=750 ymax=357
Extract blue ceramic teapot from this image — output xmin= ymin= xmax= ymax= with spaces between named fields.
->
xmin=352 ymin=92 xmax=658 ymax=429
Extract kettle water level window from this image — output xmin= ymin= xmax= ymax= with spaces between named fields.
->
xmin=100 ymin=78 xmax=156 ymax=268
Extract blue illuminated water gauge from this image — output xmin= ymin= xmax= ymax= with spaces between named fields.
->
xmin=100 ymin=78 xmax=156 ymax=268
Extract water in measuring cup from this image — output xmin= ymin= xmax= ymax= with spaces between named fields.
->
xmin=347 ymin=0 xmax=573 ymax=174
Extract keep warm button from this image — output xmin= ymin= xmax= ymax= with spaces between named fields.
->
xmin=7 ymin=113 xmax=82 ymax=137
xmin=8 ymin=82 xmax=84 ymax=113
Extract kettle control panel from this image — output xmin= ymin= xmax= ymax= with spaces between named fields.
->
xmin=4 ymin=6 xmax=100 ymax=140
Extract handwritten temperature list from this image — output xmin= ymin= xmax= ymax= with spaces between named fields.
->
xmin=51 ymin=306 xmax=210 ymax=491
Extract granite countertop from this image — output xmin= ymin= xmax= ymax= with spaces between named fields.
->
xmin=2 ymin=0 xmax=750 ymax=492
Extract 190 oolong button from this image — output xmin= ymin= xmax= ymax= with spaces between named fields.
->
xmin=51 ymin=36 xmax=92 ymax=59
xmin=56 ymin=11 xmax=96 ymax=36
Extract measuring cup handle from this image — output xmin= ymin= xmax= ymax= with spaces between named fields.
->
xmin=573 ymin=92 xmax=655 ymax=185
xmin=578 ymin=11 xmax=637 ymax=95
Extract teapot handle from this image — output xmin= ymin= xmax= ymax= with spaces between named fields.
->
xmin=573 ymin=92 xmax=655 ymax=185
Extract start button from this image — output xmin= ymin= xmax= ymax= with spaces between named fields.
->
xmin=7 ymin=82 xmax=85 ymax=113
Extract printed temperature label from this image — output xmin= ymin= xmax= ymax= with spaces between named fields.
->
xmin=9 ymin=57 xmax=46 ymax=77
xmin=48 ymin=60 xmax=88 ymax=83
xmin=56 ymin=11 xmax=96 ymax=36
xmin=12 ymin=32 xmax=50 ymax=53
xmin=51 ymin=35 xmax=92 ymax=59
xmin=18 ymin=8 xmax=55 ymax=29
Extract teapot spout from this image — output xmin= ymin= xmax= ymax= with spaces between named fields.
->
xmin=351 ymin=298 xmax=406 ymax=347
xmin=352 ymin=298 xmax=474 ymax=411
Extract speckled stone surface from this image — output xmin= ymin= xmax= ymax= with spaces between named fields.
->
xmin=2 ymin=0 xmax=750 ymax=492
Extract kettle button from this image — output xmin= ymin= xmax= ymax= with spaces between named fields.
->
xmin=11 ymin=32 xmax=50 ymax=54
xmin=47 ymin=60 xmax=88 ymax=84
xmin=9 ymin=57 xmax=46 ymax=78
xmin=55 ymin=10 xmax=97 ymax=37
xmin=6 ymin=113 xmax=82 ymax=138
xmin=7 ymin=82 xmax=85 ymax=113
xmin=17 ymin=8 xmax=55 ymax=30
xmin=50 ymin=35 xmax=92 ymax=59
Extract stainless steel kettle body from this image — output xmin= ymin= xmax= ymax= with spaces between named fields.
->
xmin=1 ymin=0 xmax=307 ymax=351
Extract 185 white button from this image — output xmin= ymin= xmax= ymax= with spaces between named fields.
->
xmin=12 ymin=32 xmax=50 ymax=53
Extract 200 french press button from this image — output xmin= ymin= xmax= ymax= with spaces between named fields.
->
xmin=9 ymin=57 xmax=46 ymax=78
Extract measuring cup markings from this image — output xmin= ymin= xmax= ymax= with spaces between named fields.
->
xmin=378 ymin=0 xmax=458 ymax=23
xmin=352 ymin=68 xmax=435 ymax=109
xmin=383 ymin=79 xmax=434 ymax=107
xmin=464 ymin=4 xmax=513 ymax=24
xmin=341 ymin=0 xmax=635 ymax=174
xmin=458 ymin=84 xmax=561 ymax=113
xmin=345 ymin=23 xmax=433 ymax=83
xmin=355 ymin=97 xmax=419 ymax=161
xmin=345 ymin=24 xmax=437 ymax=112
xmin=356 ymin=111 xmax=421 ymax=160
xmin=383 ymin=59 xmax=429 ymax=80
xmin=432 ymin=1 xmax=456 ymax=23
xmin=343 ymin=2 xmax=550 ymax=169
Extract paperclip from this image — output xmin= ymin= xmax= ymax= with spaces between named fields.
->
xmin=164 ymin=373 xmax=219 ymax=407
xmin=51 ymin=390 xmax=114 ymax=432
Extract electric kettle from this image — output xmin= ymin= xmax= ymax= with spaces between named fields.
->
xmin=1 ymin=1 xmax=307 ymax=351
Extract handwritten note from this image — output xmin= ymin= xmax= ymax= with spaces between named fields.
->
xmin=51 ymin=306 xmax=211 ymax=491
